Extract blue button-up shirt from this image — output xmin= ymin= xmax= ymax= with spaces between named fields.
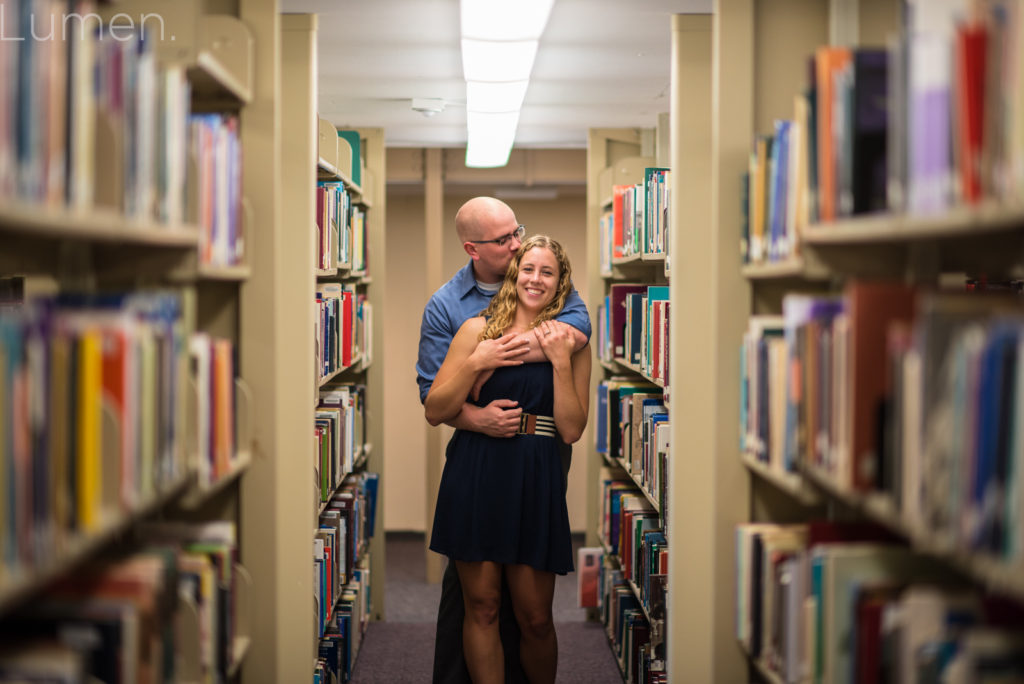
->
xmin=416 ymin=260 xmax=592 ymax=403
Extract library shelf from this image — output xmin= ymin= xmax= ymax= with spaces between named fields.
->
xmin=191 ymin=45 xmax=253 ymax=106
xmin=797 ymin=462 xmax=1024 ymax=604
xmin=317 ymin=444 xmax=368 ymax=517
xmin=0 ymin=203 xmax=201 ymax=246
xmin=317 ymin=267 xmax=339 ymax=279
xmin=316 ymin=157 xmax=363 ymax=198
xmin=596 ymin=532 xmax=655 ymax=628
xmin=740 ymin=255 xmax=828 ymax=281
xmin=318 ymin=352 xmax=364 ymax=388
xmin=0 ymin=471 xmax=193 ymax=616
xmin=197 ymin=263 xmax=253 ymax=281
xmin=179 ymin=450 xmax=254 ymax=510
xmin=613 ymin=457 xmax=661 ymax=514
xmin=802 ymin=202 xmax=1024 ymax=245
xmin=741 ymin=454 xmax=820 ymax=507
xmin=610 ymin=356 xmax=665 ymax=389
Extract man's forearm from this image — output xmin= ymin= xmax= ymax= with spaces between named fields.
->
xmin=445 ymin=402 xmax=480 ymax=431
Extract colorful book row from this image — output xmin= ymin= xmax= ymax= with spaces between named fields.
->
xmin=600 ymin=168 xmax=671 ymax=271
xmin=597 ymin=283 xmax=670 ymax=384
xmin=741 ymin=2 xmax=1024 ymax=265
xmin=193 ymin=113 xmax=245 ymax=267
xmin=0 ymin=292 xmax=187 ymax=581
xmin=741 ymin=281 xmax=1024 ymax=574
xmin=600 ymin=561 xmax=665 ymax=684
xmin=315 ymin=556 xmax=372 ymax=684
xmin=188 ymin=333 xmax=239 ymax=489
xmin=316 ymin=182 xmax=366 ymax=274
xmin=0 ymin=2 xmax=194 ymax=223
xmin=737 ymin=520 xmax=1024 ymax=684
xmin=316 ymin=384 xmax=366 ymax=504
xmin=599 ymin=474 xmax=668 ymax=619
xmin=315 ymin=283 xmax=371 ymax=381
xmin=595 ymin=380 xmax=667 ymax=511
xmin=0 ymin=520 xmax=243 ymax=684
xmin=315 ymin=471 xmax=378 ymax=641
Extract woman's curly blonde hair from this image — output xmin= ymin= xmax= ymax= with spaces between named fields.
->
xmin=479 ymin=235 xmax=573 ymax=341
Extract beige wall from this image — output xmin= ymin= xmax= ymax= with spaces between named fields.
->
xmin=383 ymin=152 xmax=593 ymax=533
xmin=382 ymin=193 xmax=429 ymax=531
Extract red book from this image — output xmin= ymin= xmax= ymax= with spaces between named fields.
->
xmin=611 ymin=184 xmax=631 ymax=258
xmin=846 ymin=281 xmax=916 ymax=491
xmin=956 ymin=23 xmax=987 ymax=203
xmin=341 ymin=291 xmax=354 ymax=367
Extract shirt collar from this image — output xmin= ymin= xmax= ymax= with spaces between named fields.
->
xmin=454 ymin=260 xmax=488 ymax=299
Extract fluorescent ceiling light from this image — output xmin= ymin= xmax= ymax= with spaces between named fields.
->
xmin=461 ymin=0 xmax=555 ymax=40
xmin=466 ymin=111 xmax=519 ymax=168
xmin=461 ymin=39 xmax=538 ymax=82
xmin=466 ymin=81 xmax=529 ymax=113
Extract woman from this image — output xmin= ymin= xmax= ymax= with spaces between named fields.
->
xmin=425 ymin=235 xmax=591 ymax=684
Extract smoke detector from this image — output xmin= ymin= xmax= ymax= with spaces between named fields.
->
xmin=411 ymin=98 xmax=447 ymax=117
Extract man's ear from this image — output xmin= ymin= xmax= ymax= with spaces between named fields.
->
xmin=463 ymin=242 xmax=480 ymax=260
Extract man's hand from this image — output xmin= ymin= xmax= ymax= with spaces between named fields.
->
xmin=460 ymin=399 xmax=522 ymax=438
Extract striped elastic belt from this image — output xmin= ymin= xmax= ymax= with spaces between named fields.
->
xmin=517 ymin=413 xmax=557 ymax=437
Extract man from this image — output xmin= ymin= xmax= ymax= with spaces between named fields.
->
xmin=416 ymin=196 xmax=591 ymax=683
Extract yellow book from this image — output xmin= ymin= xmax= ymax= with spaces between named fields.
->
xmin=77 ymin=330 xmax=102 ymax=532
xmin=138 ymin=334 xmax=156 ymax=501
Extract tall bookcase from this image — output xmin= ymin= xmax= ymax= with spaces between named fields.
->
xmin=0 ymin=0 xmax=259 ymax=679
xmin=583 ymin=15 xmax=713 ymax=683
xmin=639 ymin=1 xmax=1024 ymax=682
xmin=242 ymin=12 xmax=386 ymax=682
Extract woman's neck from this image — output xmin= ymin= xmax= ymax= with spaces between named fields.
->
xmin=509 ymin=307 xmax=539 ymax=334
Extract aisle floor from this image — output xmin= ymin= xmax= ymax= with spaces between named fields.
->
xmin=350 ymin=532 xmax=624 ymax=683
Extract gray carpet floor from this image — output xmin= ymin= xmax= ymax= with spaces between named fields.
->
xmin=350 ymin=532 xmax=624 ymax=683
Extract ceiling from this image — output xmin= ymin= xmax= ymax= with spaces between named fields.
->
xmin=279 ymin=0 xmax=713 ymax=149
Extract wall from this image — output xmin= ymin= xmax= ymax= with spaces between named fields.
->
xmin=382 ymin=193 xmax=429 ymax=531
xmin=383 ymin=150 xmax=592 ymax=533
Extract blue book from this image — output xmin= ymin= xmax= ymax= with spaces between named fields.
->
xmin=595 ymin=380 xmax=609 ymax=455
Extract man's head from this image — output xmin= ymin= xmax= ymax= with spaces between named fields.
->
xmin=455 ymin=197 xmax=525 ymax=283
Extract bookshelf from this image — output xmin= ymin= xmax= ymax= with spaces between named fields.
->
xmin=720 ymin=1 xmax=1024 ymax=682
xmin=585 ymin=41 xmax=678 ymax=679
xmin=0 ymin=0 xmax=256 ymax=679
xmin=243 ymin=14 xmax=384 ymax=683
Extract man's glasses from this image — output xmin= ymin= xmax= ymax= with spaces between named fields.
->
xmin=469 ymin=224 xmax=526 ymax=247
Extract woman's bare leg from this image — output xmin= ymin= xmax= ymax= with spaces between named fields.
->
xmin=455 ymin=560 xmax=504 ymax=684
xmin=505 ymin=564 xmax=557 ymax=684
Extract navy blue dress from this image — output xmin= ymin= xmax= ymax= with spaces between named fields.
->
xmin=429 ymin=362 xmax=574 ymax=575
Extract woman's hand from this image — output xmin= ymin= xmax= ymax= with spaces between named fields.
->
xmin=533 ymin=320 xmax=574 ymax=366
xmin=468 ymin=331 xmax=530 ymax=372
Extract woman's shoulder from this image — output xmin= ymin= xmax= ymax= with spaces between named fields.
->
xmin=456 ymin=316 xmax=487 ymax=338
xmin=459 ymin=315 xmax=486 ymax=330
